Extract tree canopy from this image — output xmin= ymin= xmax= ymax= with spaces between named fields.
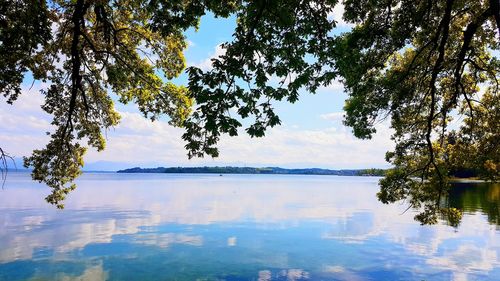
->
xmin=1 ymin=0 xmax=499 ymax=224
xmin=336 ymin=0 xmax=500 ymax=225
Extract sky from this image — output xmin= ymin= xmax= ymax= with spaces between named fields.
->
xmin=0 ymin=7 xmax=393 ymax=171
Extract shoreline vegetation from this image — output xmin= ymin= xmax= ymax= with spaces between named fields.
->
xmin=115 ymin=167 xmax=486 ymax=182
xmin=10 ymin=167 xmax=484 ymax=182
xmin=117 ymin=166 xmax=387 ymax=176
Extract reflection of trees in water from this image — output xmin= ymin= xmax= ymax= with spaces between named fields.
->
xmin=446 ymin=183 xmax=500 ymax=226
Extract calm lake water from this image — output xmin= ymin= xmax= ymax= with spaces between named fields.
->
xmin=0 ymin=173 xmax=499 ymax=281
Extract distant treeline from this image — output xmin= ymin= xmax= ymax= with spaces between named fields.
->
xmin=117 ymin=166 xmax=388 ymax=176
xmin=356 ymin=168 xmax=387 ymax=176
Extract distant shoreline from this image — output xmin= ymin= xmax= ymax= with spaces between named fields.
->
xmin=116 ymin=166 xmax=387 ymax=176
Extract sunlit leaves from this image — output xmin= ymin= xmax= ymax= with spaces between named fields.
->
xmin=338 ymin=0 xmax=500 ymax=225
xmin=2 ymin=0 xmax=195 ymax=206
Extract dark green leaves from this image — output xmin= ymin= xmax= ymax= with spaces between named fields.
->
xmin=339 ymin=0 xmax=500 ymax=225
xmin=182 ymin=0 xmax=338 ymax=158
xmin=0 ymin=0 xmax=52 ymax=102
xmin=3 ymin=0 xmax=196 ymax=207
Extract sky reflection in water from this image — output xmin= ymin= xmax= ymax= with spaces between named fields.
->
xmin=0 ymin=173 xmax=499 ymax=281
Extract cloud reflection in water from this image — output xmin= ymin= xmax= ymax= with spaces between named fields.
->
xmin=0 ymin=173 xmax=499 ymax=280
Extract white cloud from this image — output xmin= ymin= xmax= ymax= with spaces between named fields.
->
xmin=87 ymin=110 xmax=393 ymax=169
xmin=3 ymin=171 xmax=499 ymax=280
xmin=328 ymin=4 xmax=354 ymax=28
xmin=134 ymin=233 xmax=203 ymax=248
xmin=187 ymin=40 xmax=196 ymax=48
xmin=319 ymin=78 xmax=345 ymax=92
xmin=227 ymin=236 xmax=237 ymax=246
xmin=188 ymin=44 xmax=227 ymax=71
xmin=258 ymin=270 xmax=272 ymax=281
xmin=426 ymin=244 xmax=498 ymax=275
xmin=323 ymin=265 xmax=345 ymax=273
xmin=278 ymin=269 xmax=310 ymax=281
xmin=320 ymin=111 xmax=344 ymax=122
xmin=0 ymin=83 xmax=52 ymax=158
xmin=0 ymin=81 xmax=392 ymax=169
xmin=322 ymin=265 xmax=365 ymax=281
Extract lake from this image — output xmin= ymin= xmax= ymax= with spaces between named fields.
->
xmin=0 ymin=173 xmax=499 ymax=281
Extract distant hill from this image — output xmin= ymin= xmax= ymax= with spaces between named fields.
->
xmin=117 ymin=166 xmax=387 ymax=176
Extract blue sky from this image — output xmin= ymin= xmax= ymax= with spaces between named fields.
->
xmin=0 ymin=7 xmax=393 ymax=171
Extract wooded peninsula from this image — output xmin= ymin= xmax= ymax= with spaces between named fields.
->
xmin=117 ymin=167 xmax=387 ymax=176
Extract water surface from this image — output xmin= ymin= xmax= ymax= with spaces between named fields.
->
xmin=0 ymin=173 xmax=499 ymax=280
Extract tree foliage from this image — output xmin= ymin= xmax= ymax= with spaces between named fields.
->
xmin=0 ymin=0 xmax=499 ymax=224
xmin=1 ymin=0 xmax=338 ymax=207
xmin=182 ymin=0 xmax=500 ymax=224
xmin=1 ymin=0 xmax=201 ymax=207
xmin=183 ymin=0 xmax=338 ymax=157
xmin=334 ymin=0 xmax=500 ymax=224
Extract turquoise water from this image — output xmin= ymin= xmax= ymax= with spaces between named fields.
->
xmin=0 ymin=173 xmax=499 ymax=281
